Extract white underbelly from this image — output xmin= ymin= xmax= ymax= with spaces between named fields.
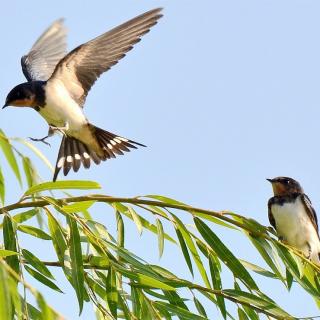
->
xmin=40 ymin=80 xmax=87 ymax=134
xmin=271 ymin=197 xmax=320 ymax=254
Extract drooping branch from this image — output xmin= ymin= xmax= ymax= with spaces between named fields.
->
xmin=0 ymin=195 xmax=267 ymax=237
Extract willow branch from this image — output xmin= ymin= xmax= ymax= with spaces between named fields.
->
xmin=0 ymin=195 xmax=268 ymax=238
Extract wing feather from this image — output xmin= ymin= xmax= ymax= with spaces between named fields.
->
xmin=49 ymin=8 xmax=162 ymax=106
xmin=301 ymin=194 xmax=319 ymax=238
xmin=21 ymin=19 xmax=67 ymax=81
xmin=268 ymin=198 xmax=277 ymax=230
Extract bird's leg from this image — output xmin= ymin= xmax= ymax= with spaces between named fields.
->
xmin=52 ymin=122 xmax=69 ymax=136
xmin=29 ymin=123 xmax=69 ymax=145
xmin=29 ymin=126 xmax=55 ymax=146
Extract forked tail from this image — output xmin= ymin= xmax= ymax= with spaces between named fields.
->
xmin=53 ymin=125 xmax=145 ymax=181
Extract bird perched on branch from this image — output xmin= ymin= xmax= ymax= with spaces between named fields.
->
xmin=267 ymin=177 xmax=320 ymax=263
xmin=3 ymin=8 xmax=163 ymax=181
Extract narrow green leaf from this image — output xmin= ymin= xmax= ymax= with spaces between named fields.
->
xmin=46 ymin=210 xmax=67 ymax=264
xmin=209 ymin=254 xmax=226 ymax=319
xmin=36 ymin=292 xmax=54 ymax=320
xmin=238 ymin=308 xmax=249 ymax=320
xmin=193 ymin=297 xmax=207 ymax=318
xmin=128 ymin=206 xmax=143 ymax=235
xmin=154 ymin=301 xmax=207 ymax=320
xmin=137 ymin=274 xmax=176 ymax=291
xmin=9 ymin=278 xmax=22 ymax=319
xmin=145 ymin=195 xmax=187 ymax=206
xmin=192 ymin=210 xmax=238 ymax=230
xmin=163 ymin=290 xmax=190 ymax=312
xmin=3 ymin=215 xmax=19 ymax=275
xmin=0 ymin=130 xmax=22 ymax=186
xmin=116 ymin=211 xmax=124 ymax=248
xmin=239 ymin=260 xmax=277 ymax=279
xmin=26 ymin=302 xmax=42 ymax=320
xmin=249 ymin=237 xmax=284 ymax=282
xmin=0 ymin=263 xmax=12 ymax=320
xmin=173 ymin=214 xmax=210 ymax=287
xmin=67 ymin=215 xmax=85 ymax=314
xmin=87 ymin=256 xmax=109 ymax=268
xmin=113 ymin=203 xmax=176 ymax=243
xmin=156 ymin=218 xmax=164 ymax=258
xmin=18 ymin=225 xmax=51 ymax=240
xmin=61 ymin=201 xmax=96 ymax=213
xmin=24 ymin=180 xmax=101 ymax=195
xmin=22 ymin=249 xmax=54 ymax=279
xmin=175 ymin=227 xmax=193 ymax=276
xmin=0 ymin=166 xmax=5 ymax=204
xmin=194 ymin=217 xmax=258 ymax=290
xmin=106 ymin=267 xmax=118 ymax=318
xmin=12 ymin=209 xmax=38 ymax=224
xmin=22 ymin=156 xmax=37 ymax=188
xmin=0 ymin=250 xmax=18 ymax=258
xmin=131 ymin=287 xmax=141 ymax=318
xmin=24 ymin=265 xmax=63 ymax=293
xmin=118 ymin=292 xmax=133 ymax=320
xmin=243 ymin=305 xmax=259 ymax=320
xmin=223 ymin=289 xmax=291 ymax=317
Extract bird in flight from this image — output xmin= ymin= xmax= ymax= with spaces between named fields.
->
xmin=267 ymin=177 xmax=320 ymax=263
xmin=3 ymin=8 xmax=163 ymax=181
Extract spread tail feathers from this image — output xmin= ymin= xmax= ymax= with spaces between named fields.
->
xmin=53 ymin=125 xmax=145 ymax=181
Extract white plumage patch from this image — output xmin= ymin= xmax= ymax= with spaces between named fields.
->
xmin=117 ymin=136 xmax=128 ymax=142
xmin=271 ymin=196 xmax=320 ymax=261
xmin=57 ymin=157 xmax=65 ymax=168
xmin=114 ymin=138 xmax=122 ymax=144
xmin=110 ymin=140 xmax=117 ymax=146
xmin=107 ymin=143 xmax=113 ymax=149
xmin=83 ymin=152 xmax=90 ymax=159
xmin=67 ymin=155 xmax=73 ymax=162
xmin=74 ymin=154 xmax=81 ymax=160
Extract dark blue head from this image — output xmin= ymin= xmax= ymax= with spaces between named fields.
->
xmin=3 ymin=82 xmax=44 ymax=109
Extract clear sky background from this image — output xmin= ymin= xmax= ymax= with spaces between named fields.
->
xmin=1 ymin=0 xmax=320 ymax=318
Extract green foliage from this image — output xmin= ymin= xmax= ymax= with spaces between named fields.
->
xmin=0 ymin=130 xmax=319 ymax=319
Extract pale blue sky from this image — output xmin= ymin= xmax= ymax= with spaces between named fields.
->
xmin=1 ymin=0 xmax=320 ymax=318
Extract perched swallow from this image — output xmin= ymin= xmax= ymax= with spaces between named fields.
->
xmin=3 ymin=8 xmax=163 ymax=181
xmin=267 ymin=177 xmax=320 ymax=263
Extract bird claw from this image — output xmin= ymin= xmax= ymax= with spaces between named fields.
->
xmin=29 ymin=136 xmax=51 ymax=147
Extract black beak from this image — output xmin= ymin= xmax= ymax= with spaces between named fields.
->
xmin=2 ymin=103 xmax=8 ymax=109
xmin=266 ymin=178 xmax=273 ymax=183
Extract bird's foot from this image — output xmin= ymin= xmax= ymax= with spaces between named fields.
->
xmin=28 ymin=126 xmax=55 ymax=146
xmin=29 ymin=136 xmax=51 ymax=147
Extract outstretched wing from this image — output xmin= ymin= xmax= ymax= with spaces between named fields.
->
xmin=48 ymin=8 xmax=163 ymax=107
xmin=301 ymin=194 xmax=319 ymax=237
xmin=21 ymin=19 xmax=67 ymax=81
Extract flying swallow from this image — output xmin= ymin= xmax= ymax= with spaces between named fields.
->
xmin=3 ymin=8 xmax=163 ymax=181
xmin=267 ymin=177 xmax=320 ymax=263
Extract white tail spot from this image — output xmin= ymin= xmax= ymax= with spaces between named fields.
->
xmin=111 ymin=140 xmax=117 ymax=146
xmin=83 ymin=152 xmax=90 ymax=159
xmin=107 ymin=144 xmax=113 ymax=149
xmin=74 ymin=154 xmax=81 ymax=160
xmin=57 ymin=157 xmax=65 ymax=168
xmin=114 ymin=138 xmax=122 ymax=144
xmin=117 ymin=137 xmax=128 ymax=142
xmin=67 ymin=155 xmax=73 ymax=163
